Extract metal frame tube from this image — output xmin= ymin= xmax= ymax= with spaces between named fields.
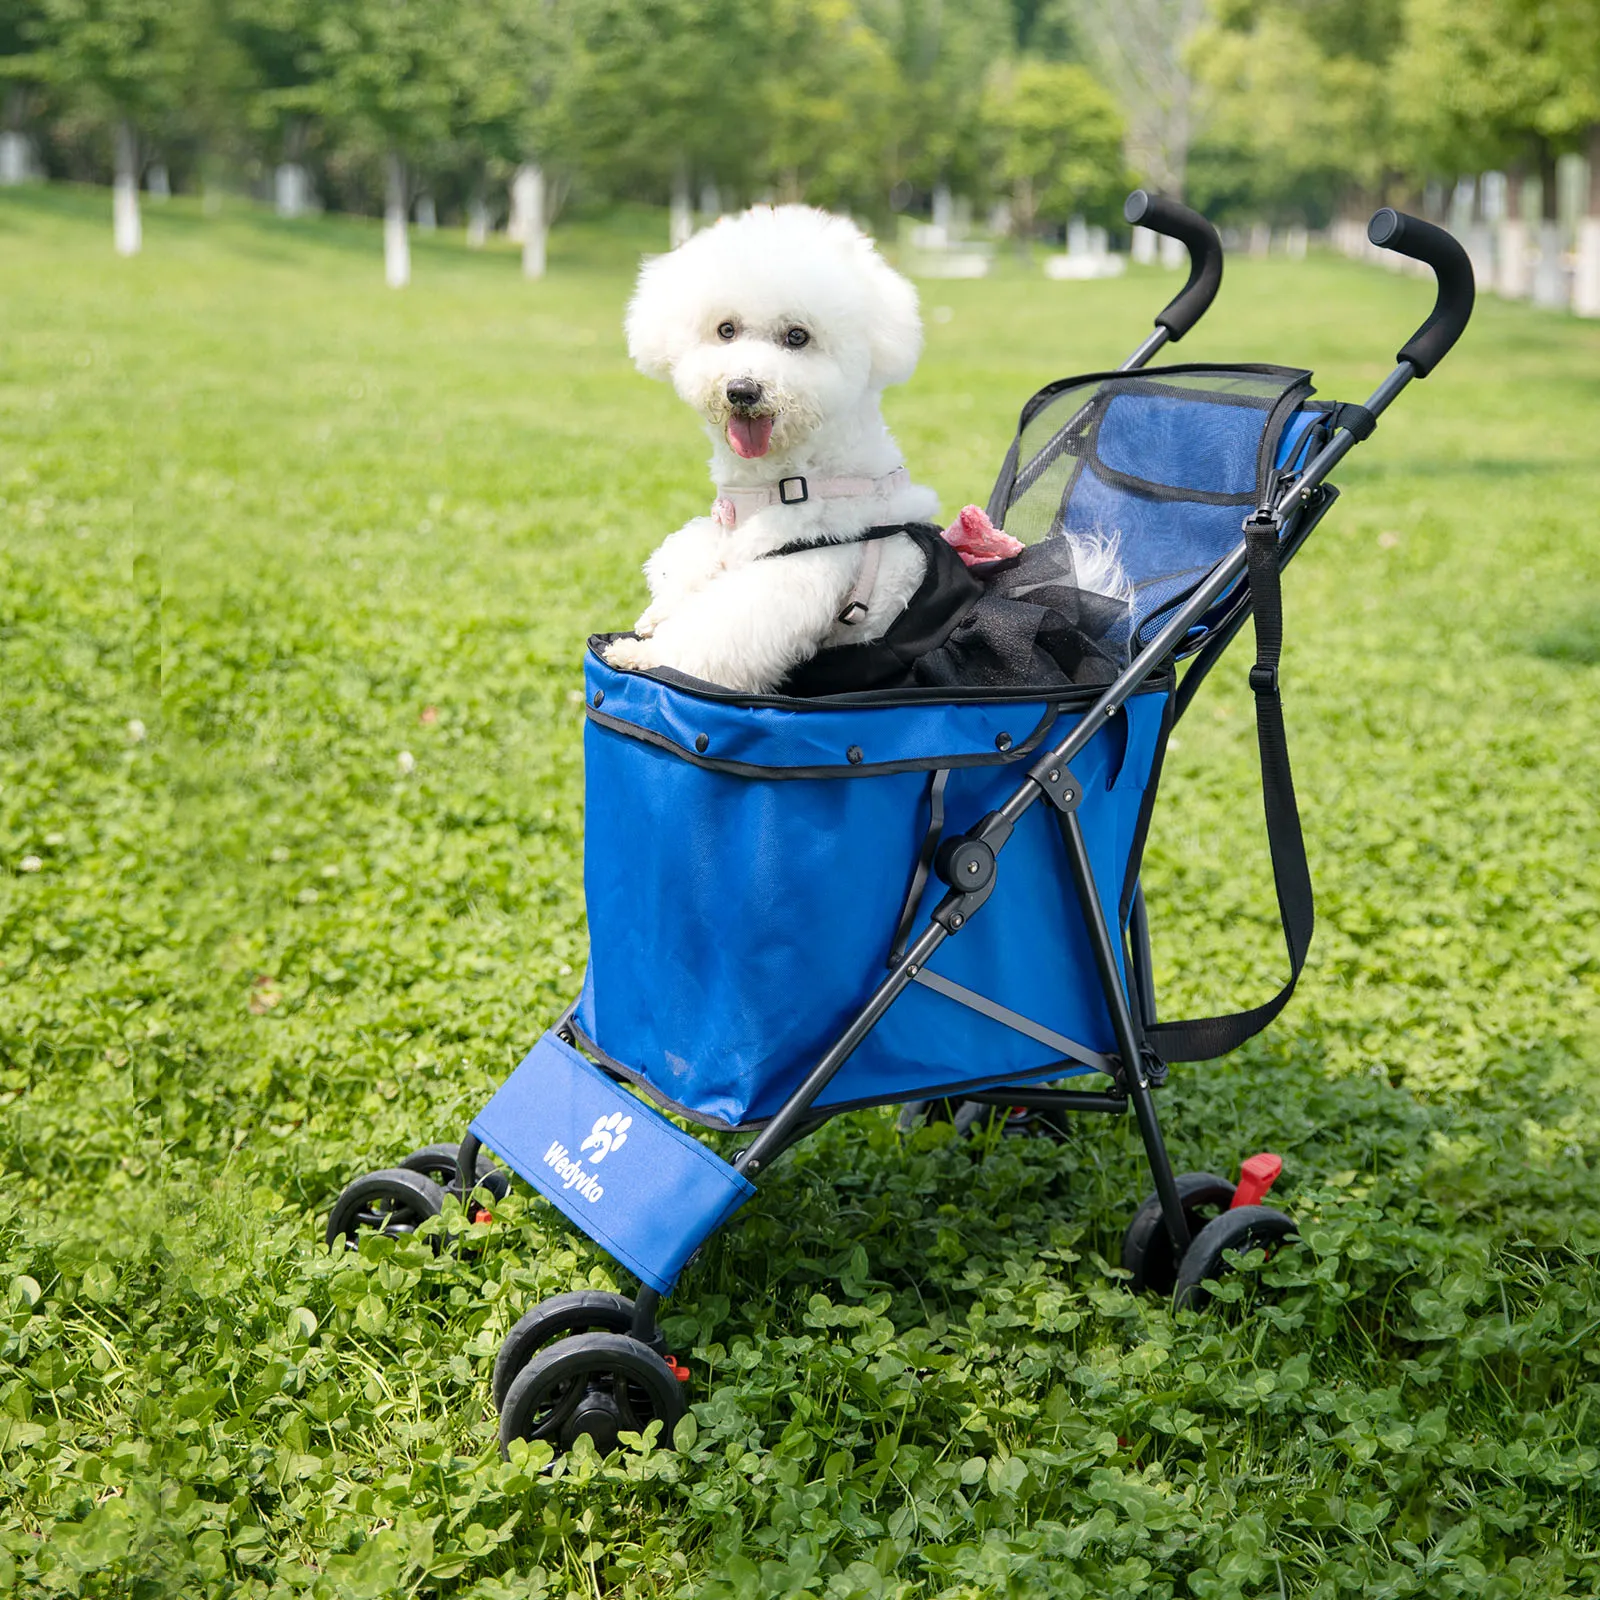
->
xmin=1056 ymin=811 xmax=1189 ymax=1251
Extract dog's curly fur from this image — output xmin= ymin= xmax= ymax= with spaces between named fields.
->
xmin=604 ymin=205 xmax=940 ymax=694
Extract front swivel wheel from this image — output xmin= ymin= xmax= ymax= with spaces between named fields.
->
xmin=498 ymin=1332 xmax=686 ymax=1456
xmin=325 ymin=1168 xmax=445 ymax=1250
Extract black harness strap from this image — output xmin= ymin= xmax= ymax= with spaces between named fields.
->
xmin=759 ymin=523 xmax=927 ymax=562
xmin=1146 ymin=512 xmax=1315 ymax=1063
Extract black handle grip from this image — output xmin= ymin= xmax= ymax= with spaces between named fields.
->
xmin=1124 ymin=188 xmax=1223 ymax=342
xmin=1366 ymin=209 xmax=1474 ymax=378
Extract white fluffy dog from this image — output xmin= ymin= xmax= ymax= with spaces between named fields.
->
xmin=603 ymin=205 xmax=940 ymax=694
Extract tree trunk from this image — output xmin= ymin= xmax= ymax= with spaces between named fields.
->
xmin=1496 ymin=161 xmax=1530 ymax=299
xmin=1 ymin=85 xmax=31 ymax=185
xmin=1531 ymin=142 xmax=1566 ymax=309
xmin=414 ymin=193 xmax=436 ymax=231
xmin=466 ymin=184 xmax=489 ymax=249
xmin=113 ymin=119 xmax=141 ymax=257
xmin=1575 ymin=125 xmax=1600 ymax=318
xmin=512 ymin=164 xmax=546 ymax=278
xmin=384 ymin=147 xmax=410 ymax=288
xmin=275 ymin=118 xmax=309 ymax=217
xmin=1461 ymin=174 xmax=1496 ymax=290
xmin=669 ymin=161 xmax=692 ymax=248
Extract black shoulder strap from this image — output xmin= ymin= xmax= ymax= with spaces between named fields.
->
xmin=1146 ymin=514 xmax=1314 ymax=1063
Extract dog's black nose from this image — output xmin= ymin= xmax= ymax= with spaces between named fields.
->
xmin=726 ymin=378 xmax=763 ymax=409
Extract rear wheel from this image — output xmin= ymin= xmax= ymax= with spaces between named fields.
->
xmin=1121 ymin=1171 xmax=1237 ymax=1294
xmin=1173 ymin=1205 xmax=1297 ymax=1310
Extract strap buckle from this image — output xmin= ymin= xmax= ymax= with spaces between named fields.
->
xmin=778 ymin=476 xmax=809 ymax=505
xmin=1248 ymin=664 xmax=1278 ymax=695
xmin=837 ymin=601 xmax=868 ymax=625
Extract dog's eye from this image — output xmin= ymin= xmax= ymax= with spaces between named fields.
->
xmin=716 ymin=321 xmax=737 ymax=341
xmin=784 ymin=327 xmax=810 ymax=349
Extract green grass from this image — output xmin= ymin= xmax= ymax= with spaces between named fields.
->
xmin=2 ymin=183 xmax=1598 ymax=1599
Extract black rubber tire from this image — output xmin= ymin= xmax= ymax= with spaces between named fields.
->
xmin=1121 ymin=1171 xmax=1238 ymax=1294
xmin=1172 ymin=1205 xmax=1297 ymax=1311
xmin=325 ymin=1167 xmax=446 ymax=1250
xmin=498 ymin=1332 xmax=686 ymax=1457
xmin=398 ymin=1142 xmax=511 ymax=1201
xmin=492 ymin=1290 xmax=638 ymax=1410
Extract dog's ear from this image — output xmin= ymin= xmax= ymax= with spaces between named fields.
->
xmin=625 ymin=252 xmax=689 ymax=381
xmin=857 ymin=243 xmax=923 ymax=390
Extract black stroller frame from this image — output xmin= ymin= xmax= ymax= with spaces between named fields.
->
xmin=330 ymin=193 xmax=1476 ymax=1453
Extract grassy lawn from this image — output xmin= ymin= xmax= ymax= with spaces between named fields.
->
xmin=2 ymin=184 xmax=1598 ymax=1598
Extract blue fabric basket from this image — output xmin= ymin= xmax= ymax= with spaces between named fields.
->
xmin=574 ymin=658 xmax=1171 ymax=1128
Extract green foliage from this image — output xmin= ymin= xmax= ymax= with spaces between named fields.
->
xmin=2 ymin=187 xmax=1599 ymax=1595
xmin=29 ymin=0 xmax=198 ymax=122
xmin=984 ymin=59 xmax=1128 ymax=229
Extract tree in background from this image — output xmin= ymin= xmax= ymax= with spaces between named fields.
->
xmin=30 ymin=0 xmax=200 ymax=252
xmin=1075 ymin=0 xmax=1206 ymax=199
xmin=873 ymin=0 xmax=1013 ymax=213
xmin=219 ymin=0 xmax=326 ymax=217
xmin=983 ymin=59 xmax=1126 ymax=244
xmin=309 ymin=0 xmax=455 ymax=286
xmin=1191 ymin=0 xmax=1403 ymax=226
xmin=0 ymin=0 xmax=50 ymax=184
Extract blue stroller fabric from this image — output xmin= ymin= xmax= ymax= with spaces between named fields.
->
xmin=576 ymin=661 xmax=1170 ymax=1128
xmin=471 ymin=1031 xmax=754 ymax=1294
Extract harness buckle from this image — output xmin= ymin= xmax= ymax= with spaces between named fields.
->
xmin=778 ymin=476 xmax=809 ymax=505
xmin=837 ymin=601 xmax=869 ymax=625
xmin=1248 ymin=663 xmax=1278 ymax=695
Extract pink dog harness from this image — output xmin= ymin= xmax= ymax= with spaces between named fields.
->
xmin=711 ymin=466 xmax=912 ymax=530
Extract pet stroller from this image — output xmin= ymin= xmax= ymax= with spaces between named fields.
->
xmin=328 ymin=194 xmax=1475 ymax=1457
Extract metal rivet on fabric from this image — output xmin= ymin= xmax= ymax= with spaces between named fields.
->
xmin=592 ymin=690 xmax=604 ymax=708
xmin=694 ymin=733 xmax=709 ymax=753
xmin=995 ymin=732 xmax=1013 ymax=752
xmin=846 ymin=745 xmax=863 ymax=765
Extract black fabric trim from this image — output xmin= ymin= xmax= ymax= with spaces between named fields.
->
xmin=594 ymin=653 xmax=1166 ymax=712
xmin=1012 ymin=362 xmax=1312 ymax=440
xmin=1084 ymin=452 xmax=1259 ymax=508
xmin=584 ymin=698 xmax=1062 ymax=780
xmin=889 ymin=768 xmax=948 ymax=965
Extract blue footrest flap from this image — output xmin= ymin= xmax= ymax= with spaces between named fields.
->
xmin=470 ymin=1031 xmax=756 ymax=1295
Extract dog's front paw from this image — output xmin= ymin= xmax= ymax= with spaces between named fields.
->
xmin=633 ymin=601 xmax=666 ymax=638
xmin=603 ymin=635 xmax=660 ymax=675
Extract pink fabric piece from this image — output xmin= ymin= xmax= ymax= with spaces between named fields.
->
xmin=942 ymin=504 xmax=1024 ymax=567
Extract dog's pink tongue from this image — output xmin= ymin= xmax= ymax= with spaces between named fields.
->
xmin=727 ymin=414 xmax=773 ymax=458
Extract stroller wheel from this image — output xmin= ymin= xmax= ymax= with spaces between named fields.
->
xmin=498 ymin=1332 xmax=686 ymax=1458
xmin=324 ymin=1167 xmax=445 ymax=1250
xmin=1121 ymin=1171 xmax=1237 ymax=1294
xmin=398 ymin=1141 xmax=512 ymax=1203
xmin=493 ymin=1291 xmax=640 ymax=1410
xmin=1173 ymin=1205 xmax=1298 ymax=1311
xmin=895 ymin=1099 xmax=1001 ymax=1138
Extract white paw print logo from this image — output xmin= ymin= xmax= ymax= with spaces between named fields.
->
xmin=579 ymin=1112 xmax=632 ymax=1163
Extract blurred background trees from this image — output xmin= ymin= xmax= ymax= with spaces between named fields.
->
xmin=0 ymin=0 xmax=1596 ymax=302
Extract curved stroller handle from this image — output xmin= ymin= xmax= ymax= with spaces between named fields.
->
xmin=1367 ymin=209 xmax=1474 ymax=378
xmin=1124 ymin=189 xmax=1223 ymax=343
